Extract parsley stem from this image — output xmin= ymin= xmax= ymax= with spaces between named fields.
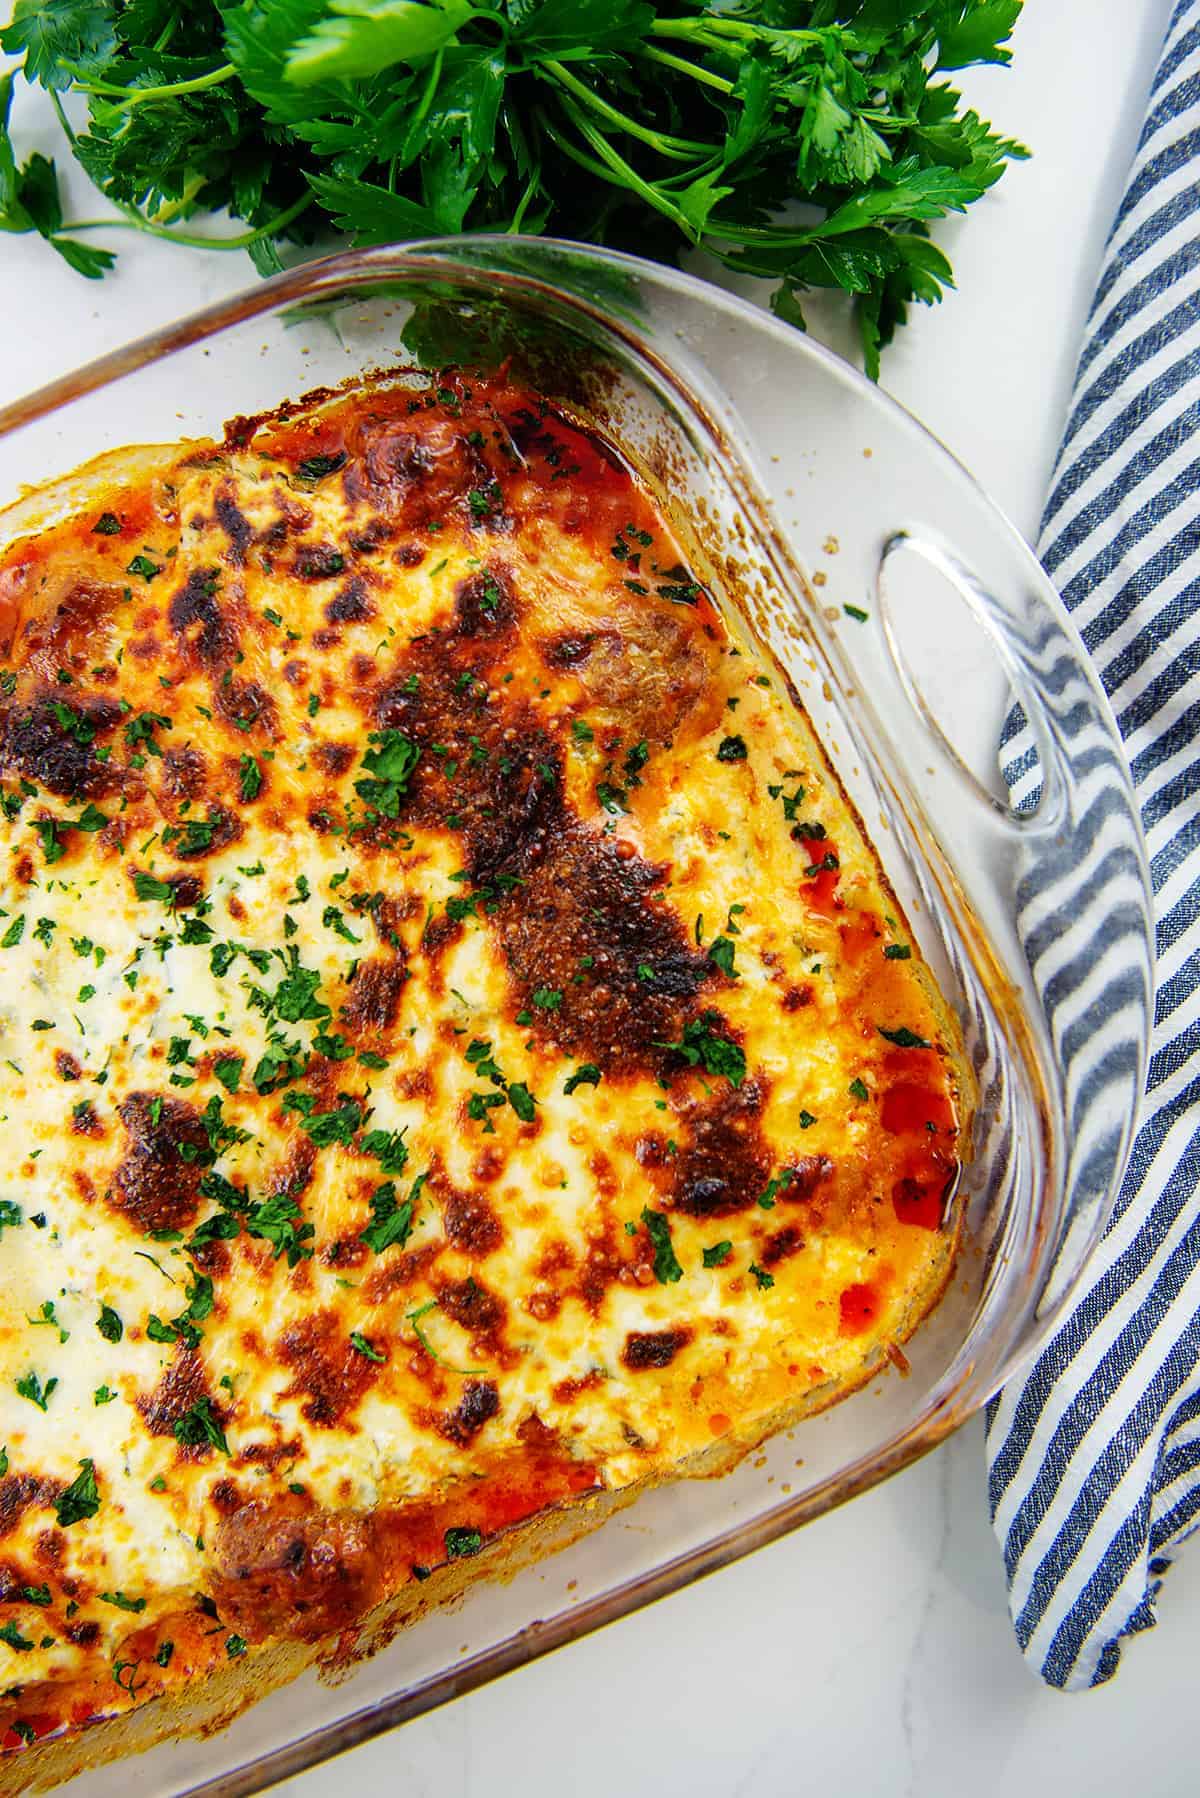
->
xmin=67 ymin=61 xmax=238 ymax=108
xmin=651 ymin=17 xmax=821 ymax=48
xmin=63 ymin=191 xmax=315 ymax=252
xmin=49 ymin=90 xmax=76 ymax=146
xmin=637 ymin=46 xmax=735 ymax=94
xmin=410 ymin=48 xmax=445 ymax=135
xmin=507 ymin=164 xmax=541 ymax=235
xmin=552 ymin=95 xmax=692 ymax=232
xmin=540 ymin=60 xmax=712 ymax=159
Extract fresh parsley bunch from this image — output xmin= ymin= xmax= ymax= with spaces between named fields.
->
xmin=0 ymin=0 xmax=1027 ymax=372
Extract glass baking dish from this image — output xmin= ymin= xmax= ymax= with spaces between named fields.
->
xmin=0 ymin=241 xmax=1154 ymax=1795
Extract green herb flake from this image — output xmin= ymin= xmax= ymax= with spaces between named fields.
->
xmin=173 ymin=1396 xmax=229 ymax=1456
xmin=55 ymin=1459 xmax=100 ymax=1527
xmin=640 ymin=1206 xmax=683 ymax=1285
xmin=878 ymin=1025 xmax=931 ymax=1050
xmin=238 ymin=754 xmax=262 ymax=802
xmin=96 ymin=1303 xmax=123 ymax=1343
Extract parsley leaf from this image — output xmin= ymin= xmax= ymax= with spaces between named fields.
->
xmin=657 ymin=1010 xmax=746 ymax=1088
xmin=173 ymin=1396 xmax=228 ymax=1456
xmin=55 ymin=1457 xmax=100 ymax=1526
xmin=641 ymin=1206 xmax=683 ymax=1284
xmin=354 ymin=729 xmax=420 ymax=818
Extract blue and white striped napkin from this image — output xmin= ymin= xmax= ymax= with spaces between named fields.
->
xmin=985 ymin=0 xmax=1200 ymax=1690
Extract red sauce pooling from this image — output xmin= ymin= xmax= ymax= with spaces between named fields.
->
xmin=839 ymin=1282 xmax=882 ymax=1337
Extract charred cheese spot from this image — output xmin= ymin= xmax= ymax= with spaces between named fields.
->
xmin=110 ymin=1094 xmax=207 ymax=1233
xmin=622 ymin=1329 xmax=692 ymax=1370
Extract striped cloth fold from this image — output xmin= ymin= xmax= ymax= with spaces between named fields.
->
xmin=984 ymin=0 xmax=1200 ymax=1690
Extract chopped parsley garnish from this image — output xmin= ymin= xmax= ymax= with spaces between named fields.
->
xmin=804 ymin=852 xmax=840 ymax=878
xmin=844 ymin=604 xmax=870 ymax=623
xmin=96 ymin=1303 xmax=123 ymax=1343
xmin=563 ymin=1063 xmax=602 ymax=1095
xmin=0 ymin=1622 xmax=32 ymax=1652
xmin=92 ymin=511 xmax=121 ymax=535
xmin=124 ymin=710 xmax=171 ymax=757
xmin=467 ymin=482 xmax=501 ymax=519
xmin=270 ymin=948 xmax=331 ymax=1023
xmin=354 ymin=729 xmax=420 ymax=818
xmin=707 ymin=935 xmax=737 ymax=977
xmin=532 ymin=987 xmax=562 ymax=1010
xmin=884 ymin=944 xmax=912 ymax=960
xmin=282 ymin=1091 xmax=363 ymax=1148
xmin=595 ymin=781 xmax=627 ymax=814
xmin=226 ymin=1634 xmax=248 ymax=1659
xmin=703 ymin=1241 xmax=733 ymax=1268
xmin=244 ymin=1193 xmax=314 ymax=1266
xmin=360 ymin=1172 xmax=426 ymax=1255
xmin=50 ymin=700 xmax=94 ymax=744
xmin=33 ymin=819 xmax=64 ymax=864
xmin=296 ymin=451 xmax=347 ymax=483
xmin=173 ymin=1396 xmax=228 ymax=1455
xmin=758 ymin=1168 xmax=794 ymax=1208
xmin=799 ymin=1110 xmax=818 ymax=1129
xmin=641 ymin=1207 xmax=683 ymax=1285
xmin=322 ymin=904 xmax=360 ymax=944
xmin=213 ymin=1056 xmax=243 ymax=1094
xmin=349 ymin=1330 xmax=386 ymax=1363
xmin=131 ymin=872 xmax=174 ymax=904
xmin=0 ymin=1200 xmax=21 ymax=1235
xmin=1 ymin=916 xmax=25 ymax=948
xmin=849 ymin=1077 xmax=870 ymax=1101
xmin=360 ymin=1127 xmax=410 ymax=1175
xmin=507 ymin=1083 xmax=536 ymax=1123
xmin=55 ymin=1459 xmax=100 ymax=1527
xmin=252 ymin=1038 xmax=306 ymax=1095
xmin=444 ymin=1526 xmax=483 ymax=1560
xmin=101 ymin=1591 xmax=146 ymax=1613
xmin=238 ymin=754 xmax=262 ymax=801
xmin=623 ymin=739 xmax=649 ymax=783
xmin=749 ymin=1262 xmax=775 ymax=1291
xmin=716 ymin=734 xmax=748 ymax=763
xmin=878 ymin=1025 xmax=931 ymax=1050
xmin=94 ymin=1385 xmax=116 ymax=1406
xmin=15 ymin=1371 xmax=56 ymax=1411
xmin=126 ymin=554 xmax=161 ymax=582
xmin=657 ymin=1011 xmax=745 ymax=1088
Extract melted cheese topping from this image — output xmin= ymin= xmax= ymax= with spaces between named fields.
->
xmin=0 ymin=376 xmax=964 ymax=1749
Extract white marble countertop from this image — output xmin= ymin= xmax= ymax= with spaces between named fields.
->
xmin=1 ymin=4 xmax=1188 ymax=1793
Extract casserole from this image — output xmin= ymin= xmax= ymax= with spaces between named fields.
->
xmin=0 ymin=241 xmax=1153 ymax=1795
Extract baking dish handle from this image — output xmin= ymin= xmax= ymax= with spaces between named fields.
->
xmin=872 ymin=524 xmax=1155 ymax=1330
